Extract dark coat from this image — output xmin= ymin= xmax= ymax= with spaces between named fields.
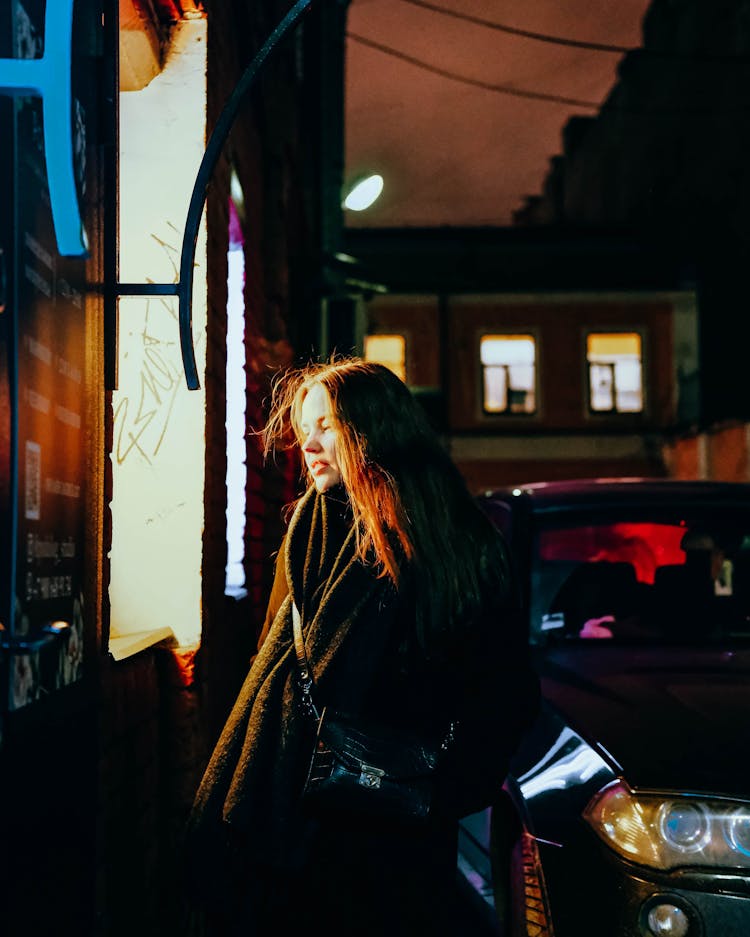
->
xmin=184 ymin=485 xmax=539 ymax=935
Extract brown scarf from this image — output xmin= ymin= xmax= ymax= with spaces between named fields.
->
xmin=185 ymin=486 xmax=380 ymax=875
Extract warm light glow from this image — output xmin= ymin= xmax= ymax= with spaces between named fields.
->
xmin=48 ymin=620 xmax=71 ymax=631
xmin=343 ymin=174 xmax=383 ymax=211
xmin=588 ymin=332 xmax=641 ymax=358
xmin=364 ymin=333 xmax=406 ymax=382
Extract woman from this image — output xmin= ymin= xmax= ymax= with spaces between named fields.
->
xmin=185 ymin=357 xmax=539 ymax=936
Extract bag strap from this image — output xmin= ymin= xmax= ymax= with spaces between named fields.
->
xmin=291 ymin=600 xmax=320 ymax=719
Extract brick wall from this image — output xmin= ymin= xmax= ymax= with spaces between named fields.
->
xmin=664 ymin=421 xmax=750 ymax=482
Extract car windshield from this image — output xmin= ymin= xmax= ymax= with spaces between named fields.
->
xmin=530 ymin=509 xmax=750 ymax=646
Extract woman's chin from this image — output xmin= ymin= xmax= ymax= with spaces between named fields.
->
xmin=312 ymin=473 xmax=342 ymax=493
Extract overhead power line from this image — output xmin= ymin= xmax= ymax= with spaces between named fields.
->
xmin=393 ymin=0 xmax=750 ymax=64
xmin=347 ymin=32 xmax=750 ymax=116
xmin=347 ymin=33 xmax=602 ymax=108
xmin=396 ymin=0 xmax=628 ymax=54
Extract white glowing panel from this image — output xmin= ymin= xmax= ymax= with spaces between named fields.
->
xmin=110 ymin=20 xmax=208 ymax=650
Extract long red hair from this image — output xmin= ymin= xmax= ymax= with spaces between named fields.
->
xmin=262 ymin=357 xmax=511 ymax=643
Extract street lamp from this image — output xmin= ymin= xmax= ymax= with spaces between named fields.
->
xmin=343 ymin=173 xmax=383 ymax=211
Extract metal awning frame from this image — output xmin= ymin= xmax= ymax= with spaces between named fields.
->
xmin=115 ymin=0 xmax=315 ymax=390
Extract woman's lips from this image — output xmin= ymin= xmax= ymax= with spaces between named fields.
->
xmin=310 ymin=460 xmax=328 ymax=474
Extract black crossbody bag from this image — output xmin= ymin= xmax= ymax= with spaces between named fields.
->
xmin=292 ymin=601 xmax=454 ymax=824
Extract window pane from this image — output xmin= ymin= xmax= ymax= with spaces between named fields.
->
xmin=590 ymin=363 xmax=615 ymax=411
xmin=481 ymin=335 xmax=536 ymax=414
xmin=484 ymin=365 xmax=508 ymax=412
xmin=508 ymin=363 xmax=534 ymax=390
xmin=588 ymin=333 xmax=641 ymax=358
xmin=481 ymin=335 xmax=535 ymax=365
xmin=587 ymin=332 xmax=642 ymax=414
xmin=615 ymin=360 xmax=643 ymax=412
xmin=364 ymin=334 xmax=406 ymax=382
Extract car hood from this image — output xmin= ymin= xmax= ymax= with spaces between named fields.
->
xmin=539 ymin=645 xmax=750 ymax=800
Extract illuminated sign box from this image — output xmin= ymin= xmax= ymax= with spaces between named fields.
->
xmin=0 ymin=0 xmax=91 ymax=711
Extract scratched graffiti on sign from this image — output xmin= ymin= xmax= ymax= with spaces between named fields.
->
xmin=112 ymin=224 xmax=197 ymax=465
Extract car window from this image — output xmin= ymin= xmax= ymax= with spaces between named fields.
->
xmin=530 ymin=517 xmax=750 ymax=645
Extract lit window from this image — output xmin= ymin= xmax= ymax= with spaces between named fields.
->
xmin=587 ymin=333 xmax=643 ymax=414
xmin=364 ymin=334 xmax=406 ymax=382
xmin=480 ymin=335 xmax=536 ymax=414
xmin=225 ymin=197 xmax=247 ymax=599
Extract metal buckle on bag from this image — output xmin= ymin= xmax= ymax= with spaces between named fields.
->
xmin=358 ymin=763 xmax=385 ymax=789
xmin=297 ymin=668 xmax=319 ymax=718
xmin=298 ymin=667 xmax=312 ymax=695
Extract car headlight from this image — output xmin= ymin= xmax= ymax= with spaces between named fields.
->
xmin=583 ymin=779 xmax=750 ymax=871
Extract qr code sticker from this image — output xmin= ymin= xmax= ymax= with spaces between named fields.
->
xmin=25 ymin=440 xmax=41 ymax=520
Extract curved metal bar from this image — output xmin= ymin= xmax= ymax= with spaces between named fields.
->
xmin=178 ymin=0 xmax=315 ymax=390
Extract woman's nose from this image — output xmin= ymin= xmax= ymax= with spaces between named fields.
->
xmin=303 ymin=430 xmax=321 ymax=451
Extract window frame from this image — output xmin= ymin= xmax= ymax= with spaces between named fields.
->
xmin=478 ymin=330 xmax=539 ymax=418
xmin=584 ymin=328 xmax=646 ymax=418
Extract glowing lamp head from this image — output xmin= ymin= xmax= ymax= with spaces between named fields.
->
xmin=343 ymin=174 xmax=384 ymax=211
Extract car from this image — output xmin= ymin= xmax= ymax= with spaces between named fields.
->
xmin=456 ymin=477 xmax=750 ymax=937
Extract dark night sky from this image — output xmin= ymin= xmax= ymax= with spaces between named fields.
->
xmin=344 ymin=0 xmax=653 ymax=227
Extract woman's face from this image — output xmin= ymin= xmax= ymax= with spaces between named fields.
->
xmin=299 ymin=383 xmax=342 ymax=492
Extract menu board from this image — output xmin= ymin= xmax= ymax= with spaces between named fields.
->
xmin=1 ymin=0 xmax=92 ymax=711
xmin=0 ymin=9 xmax=14 ymax=724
